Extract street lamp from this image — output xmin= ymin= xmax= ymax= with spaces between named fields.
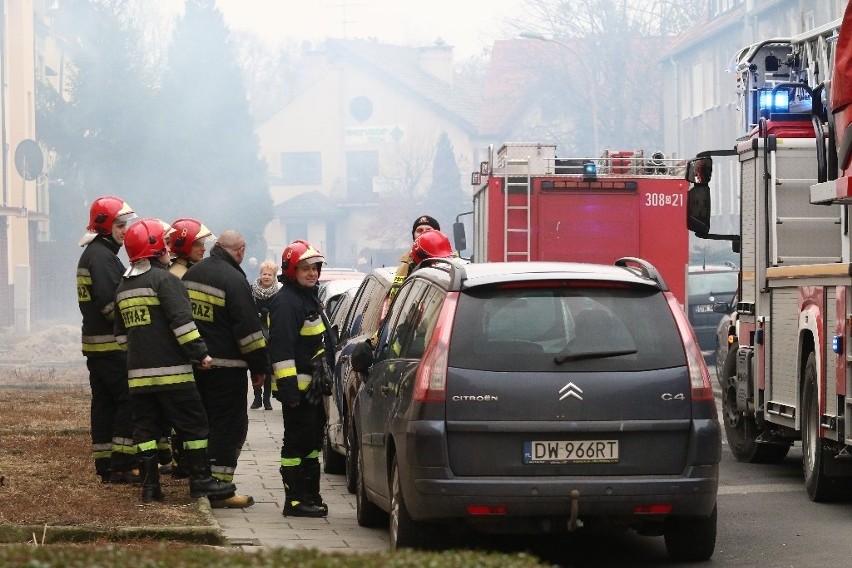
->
xmin=519 ymin=31 xmax=600 ymax=154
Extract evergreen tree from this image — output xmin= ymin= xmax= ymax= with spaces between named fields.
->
xmin=152 ymin=0 xmax=271 ymax=260
xmin=425 ymin=132 xmax=468 ymax=235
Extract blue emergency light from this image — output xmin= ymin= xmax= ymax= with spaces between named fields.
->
xmin=758 ymin=89 xmax=790 ymax=113
xmin=582 ymin=161 xmax=597 ymax=181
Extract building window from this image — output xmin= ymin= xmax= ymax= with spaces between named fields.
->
xmin=347 ymin=150 xmax=379 ymax=200
xmin=350 ymin=96 xmax=374 ymax=122
xmin=281 ymin=152 xmax=322 ymax=185
xmin=691 ymin=63 xmax=704 ymax=116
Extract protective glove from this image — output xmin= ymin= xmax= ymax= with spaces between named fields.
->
xmin=305 ymin=357 xmax=333 ymax=406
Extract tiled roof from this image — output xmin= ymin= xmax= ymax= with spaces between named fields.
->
xmin=274 ymin=191 xmax=345 ymax=219
xmin=325 ymin=38 xmax=482 ymax=135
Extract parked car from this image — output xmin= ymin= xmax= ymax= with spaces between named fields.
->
xmin=322 ymin=266 xmax=396 ymax=489
xmin=687 ymin=264 xmax=738 ymax=353
xmin=319 ymin=268 xmax=366 ymax=317
xmin=350 ymin=257 xmax=720 ymax=560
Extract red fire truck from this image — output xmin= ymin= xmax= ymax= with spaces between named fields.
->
xmin=457 ymin=142 xmax=690 ymax=303
xmin=685 ymin=6 xmax=852 ymax=501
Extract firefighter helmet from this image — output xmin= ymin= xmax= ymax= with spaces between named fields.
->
xmin=410 ymin=230 xmax=453 ymax=264
xmin=281 ymin=240 xmax=325 ymax=281
xmin=87 ymin=196 xmax=136 ymax=235
xmin=124 ymin=218 xmax=169 ymax=263
xmin=166 ymin=217 xmax=215 ymax=258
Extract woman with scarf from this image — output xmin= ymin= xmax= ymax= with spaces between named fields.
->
xmin=250 ymin=260 xmax=279 ymax=410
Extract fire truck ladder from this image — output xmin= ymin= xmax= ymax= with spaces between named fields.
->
xmin=503 ymin=158 xmax=531 ymax=261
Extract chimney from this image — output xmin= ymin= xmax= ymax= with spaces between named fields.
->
xmin=419 ymin=39 xmax=454 ymax=86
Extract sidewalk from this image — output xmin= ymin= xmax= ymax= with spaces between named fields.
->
xmin=209 ymin=395 xmax=389 ymax=552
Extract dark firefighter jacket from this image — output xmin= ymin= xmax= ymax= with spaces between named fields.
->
xmin=77 ymin=235 xmax=125 ymax=356
xmin=181 ymin=245 xmax=268 ymax=373
xmin=114 ymin=261 xmax=208 ymax=392
xmin=268 ymin=279 xmax=335 ymax=404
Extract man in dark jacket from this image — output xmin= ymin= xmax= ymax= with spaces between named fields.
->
xmin=182 ymin=230 xmax=268 ymax=509
xmin=268 ymin=240 xmax=336 ymax=518
xmin=76 ymin=195 xmax=138 ymax=483
xmin=114 ymin=218 xmax=236 ymax=504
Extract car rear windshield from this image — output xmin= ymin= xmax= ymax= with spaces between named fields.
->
xmin=448 ymin=282 xmax=686 ymax=372
xmin=688 ymin=271 xmax=737 ymax=295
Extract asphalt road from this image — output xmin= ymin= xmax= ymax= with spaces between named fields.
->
xmin=219 ymin=360 xmax=852 ymax=566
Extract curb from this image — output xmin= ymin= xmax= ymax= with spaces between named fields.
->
xmin=0 ymin=498 xmax=226 ymax=546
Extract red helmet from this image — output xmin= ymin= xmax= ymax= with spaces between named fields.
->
xmin=166 ymin=217 xmax=215 ymax=258
xmin=281 ymin=240 xmax=325 ymax=281
xmin=87 ymin=196 xmax=136 ymax=235
xmin=124 ymin=218 xmax=168 ymax=263
xmin=410 ymin=230 xmax=453 ymax=264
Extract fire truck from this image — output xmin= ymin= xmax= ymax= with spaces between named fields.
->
xmin=456 ymin=142 xmax=690 ymax=303
xmin=685 ymin=5 xmax=852 ymax=501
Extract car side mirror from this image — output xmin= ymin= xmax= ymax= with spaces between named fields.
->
xmin=687 ymin=183 xmax=712 ymax=237
xmin=452 ymin=221 xmax=467 ymax=252
xmin=685 ymin=157 xmax=713 ymax=184
xmin=350 ymin=340 xmax=374 ymax=374
xmin=713 ymin=302 xmax=731 ymax=314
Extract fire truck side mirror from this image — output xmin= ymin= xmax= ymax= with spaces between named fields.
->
xmin=686 ymin=184 xmax=712 ymax=237
xmin=685 ymin=157 xmax=713 ymax=184
xmin=452 ymin=222 xmax=467 ymax=252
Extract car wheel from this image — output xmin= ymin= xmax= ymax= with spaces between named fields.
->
xmin=356 ymin=442 xmax=387 ymax=528
xmin=720 ymin=347 xmax=790 ymax=463
xmin=802 ymin=352 xmax=843 ymax=502
xmin=663 ymin=503 xmax=717 ymax=562
xmin=345 ymin=424 xmax=358 ymax=494
xmin=390 ymin=455 xmax=434 ymax=550
xmin=322 ymin=429 xmax=345 ymax=474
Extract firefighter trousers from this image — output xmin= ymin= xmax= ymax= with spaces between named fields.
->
xmin=86 ymin=352 xmax=135 ymax=477
xmin=131 ymin=387 xmax=209 ymax=452
xmin=194 ymin=367 xmax=249 ymax=483
xmin=280 ymin=395 xmax=324 ymax=463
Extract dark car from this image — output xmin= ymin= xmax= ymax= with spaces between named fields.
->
xmin=687 ymin=265 xmax=738 ymax=353
xmin=322 ymin=266 xmax=396 ymax=489
xmin=350 ymin=258 xmax=720 ymax=561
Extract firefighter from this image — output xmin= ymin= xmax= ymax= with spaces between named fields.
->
xmin=166 ymin=217 xmax=216 ymax=279
xmin=76 ymin=195 xmax=139 ymax=484
xmin=268 ymin=240 xmax=335 ymax=518
xmin=408 ymin=229 xmax=455 ymax=268
xmin=159 ymin=217 xmax=216 ymax=477
xmin=114 ymin=218 xmax=236 ymax=504
xmin=182 ymin=230 xmax=269 ymax=509
xmin=388 ymin=214 xmax=441 ymax=299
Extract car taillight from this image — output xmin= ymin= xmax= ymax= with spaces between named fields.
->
xmin=413 ymin=292 xmax=459 ymax=403
xmin=665 ymin=292 xmax=715 ymax=404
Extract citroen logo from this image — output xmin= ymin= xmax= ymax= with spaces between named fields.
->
xmin=559 ymin=382 xmax=584 ymax=401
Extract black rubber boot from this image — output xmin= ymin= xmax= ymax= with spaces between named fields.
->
xmin=280 ymin=465 xmax=326 ymax=517
xmin=303 ymin=458 xmax=328 ymax=515
xmin=263 ymin=390 xmax=273 ymax=410
xmin=250 ymin=389 xmax=263 ymax=409
xmin=140 ymin=452 xmax=163 ymax=504
xmin=186 ymin=448 xmax=236 ymax=499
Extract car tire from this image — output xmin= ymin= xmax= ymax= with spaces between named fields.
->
xmin=802 ymin=352 xmax=844 ymax=502
xmin=356 ymin=442 xmax=387 ymax=528
xmin=322 ymin=429 xmax=346 ymax=474
xmin=345 ymin=424 xmax=358 ymax=494
xmin=390 ymin=455 xmax=434 ymax=550
xmin=663 ymin=503 xmax=717 ymax=562
xmin=720 ymin=346 xmax=790 ymax=463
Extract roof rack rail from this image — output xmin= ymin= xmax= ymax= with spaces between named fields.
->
xmin=416 ymin=257 xmax=467 ymax=290
xmin=614 ymin=257 xmax=669 ymax=291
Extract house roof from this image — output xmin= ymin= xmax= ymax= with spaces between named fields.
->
xmin=274 ymin=191 xmax=345 ymax=220
xmin=322 ymin=38 xmax=483 ymax=135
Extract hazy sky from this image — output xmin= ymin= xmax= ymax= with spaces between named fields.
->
xmin=213 ymin=0 xmax=528 ymax=58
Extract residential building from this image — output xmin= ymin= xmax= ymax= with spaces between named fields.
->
xmin=0 ymin=0 xmax=59 ymax=330
xmin=256 ymin=38 xmax=484 ymax=269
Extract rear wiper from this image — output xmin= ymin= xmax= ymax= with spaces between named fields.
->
xmin=554 ymin=348 xmax=637 ymax=365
